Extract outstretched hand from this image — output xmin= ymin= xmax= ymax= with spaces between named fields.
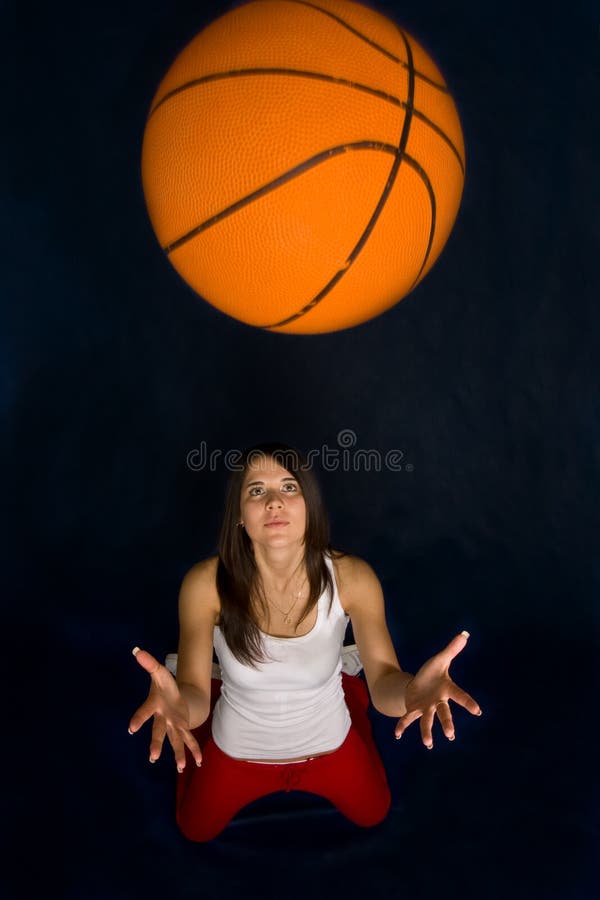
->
xmin=128 ymin=647 xmax=202 ymax=771
xmin=394 ymin=631 xmax=482 ymax=749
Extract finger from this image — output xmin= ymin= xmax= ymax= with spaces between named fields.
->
xmin=149 ymin=717 xmax=167 ymax=763
xmin=435 ymin=700 xmax=455 ymax=741
xmin=128 ymin=698 xmax=157 ymax=735
xmin=448 ymin=683 xmax=483 ymax=717
xmin=394 ymin=708 xmax=421 ymax=739
xmin=131 ymin=646 xmax=162 ymax=676
xmin=419 ymin=708 xmax=436 ymax=749
xmin=166 ymin=725 xmax=188 ymax=773
xmin=183 ymin=730 xmax=203 ymax=768
xmin=437 ymin=630 xmax=471 ymax=666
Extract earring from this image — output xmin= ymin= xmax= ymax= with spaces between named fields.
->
xmin=237 ymin=521 xmax=244 ymax=527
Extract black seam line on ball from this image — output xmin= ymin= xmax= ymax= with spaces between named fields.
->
xmin=163 ymin=141 xmax=400 ymax=256
xmin=404 ymin=154 xmax=436 ymax=291
xmin=148 ymin=65 xmax=449 ymax=121
xmin=261 ymin=26 xmax=417 ymax=331
xmin=413 ymin=109 xmax=464 ymax=174
xmin=262 ymin=151 xmax=436 ymax=330
xmin=288 ymin=0 xmax=447 ymax=91
xmin=149 ymin=69 xmax=463 ymax=174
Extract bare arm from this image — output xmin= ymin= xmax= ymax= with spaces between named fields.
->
xmin=128 ymin=557 xmax=220 ymax=770
xmin=337 ymin=554 xmax=482 ymax=748
xmin=176 ymin=557 xmax=220 ymax=729
xmin=337 ymin=555 xmax=413 ymax=717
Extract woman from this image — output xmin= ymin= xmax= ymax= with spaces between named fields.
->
xmin=129 ymin=442 xmax=481 ymax=841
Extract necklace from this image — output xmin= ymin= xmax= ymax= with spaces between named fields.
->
xmin=261 ymin=574 xmax=307 ymax=625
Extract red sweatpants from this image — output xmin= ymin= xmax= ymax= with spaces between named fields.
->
xmin=176 ymin=673 xmax=391 ymax=842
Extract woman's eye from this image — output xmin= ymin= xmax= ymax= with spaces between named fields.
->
xmin=247 ymin=483 xmax=298 ymax=496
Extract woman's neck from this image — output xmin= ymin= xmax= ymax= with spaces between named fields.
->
xmin=253 ymin=546 xmax=306 ymax=592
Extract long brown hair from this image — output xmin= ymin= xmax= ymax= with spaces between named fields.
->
xmin=216 ymin=442 xmax=339 ymax=666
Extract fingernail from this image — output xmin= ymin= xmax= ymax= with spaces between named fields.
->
xmin=426 ymin=744 xmax=433 ymax=750
xmin=196 ymin=760 xmax=202 ymax=767
xmin=128 ymin=728 xmax=134 ymax=735
xmin=395 ymin=734 xmax=401 ymax=740
xmin=149 ymin=757 xmax=156 ymax=764
xmin=461 ymin=630 xmax=470 ymax=638
xmin=449 ymin=735 xmax=455 ymax=741
xmin=177 ymin=765 xmax=184 ymax=774
xmin=477 ymin=710 xmax=483 ymax=716
xmin=132 ymin=646 xmax=140 ymax=656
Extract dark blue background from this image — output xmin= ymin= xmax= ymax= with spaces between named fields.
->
xmin=3 ymin=1 xmax=599 ymax=898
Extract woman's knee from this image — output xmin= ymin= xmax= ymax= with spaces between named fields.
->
xmin=175 ymin=806 xmax=229 ymax=843
xmin=348 ymin=785 xmax=392 ymax=828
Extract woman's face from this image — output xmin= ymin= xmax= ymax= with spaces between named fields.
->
xmin=239 ymin=456 xmax=307 ymax=552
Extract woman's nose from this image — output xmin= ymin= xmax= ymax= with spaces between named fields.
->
xmin=265 ymin=491 xmax=283 ymax=507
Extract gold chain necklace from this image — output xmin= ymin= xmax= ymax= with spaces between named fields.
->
xmin=262 ymin=575 xmax=307 ymax=626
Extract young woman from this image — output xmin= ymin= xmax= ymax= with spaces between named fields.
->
xmin=129 ymin=442 xmax=481 ymax=841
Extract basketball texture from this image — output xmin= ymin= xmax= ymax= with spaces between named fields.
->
xmin=141 ymin=0 xmax=466 ymax=334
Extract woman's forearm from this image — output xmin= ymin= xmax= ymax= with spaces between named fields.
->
xmin=370 ymin=670 xmax=414 ymax=717
xmin=178 ymin=682 xmax=211 ymax=729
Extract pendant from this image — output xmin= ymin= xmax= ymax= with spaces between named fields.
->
xmin=284 ymin=616 xmax=293 ymax=625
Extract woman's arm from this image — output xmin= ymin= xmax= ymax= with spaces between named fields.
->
xmin=128 ymin=556 xmax=220 ymax=771
xmin=336 ymin=555 xmax=413 ymax=717
xmin=176 ymin=556 xmax=221 ymax=729
xmin=337 ymin=554 xmax=481 ymax=748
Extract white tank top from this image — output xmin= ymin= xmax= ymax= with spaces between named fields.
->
xmin=211 ymin=554 xmax=352 ymax=760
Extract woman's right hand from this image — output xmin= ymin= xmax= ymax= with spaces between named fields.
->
xmin=128 ymin=647 xmax=203 ymax=772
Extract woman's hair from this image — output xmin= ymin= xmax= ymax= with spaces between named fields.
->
xmin=216 ymin=441 xmax=339 ymax=666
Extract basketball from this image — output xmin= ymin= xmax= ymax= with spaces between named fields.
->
xmin=141 ymin=0 xmax=465 ymax=334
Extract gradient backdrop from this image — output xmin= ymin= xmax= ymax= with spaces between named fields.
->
xmin=3 ymin=1 xmax=599 ymax=898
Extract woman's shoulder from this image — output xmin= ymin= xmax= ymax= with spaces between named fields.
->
xmin=330 ymin=550 xmax=380 ymax=590
xmin=181 ymin=554 xmax=219 ymax=582
xmin=330 ymin=551 xmax=384 ymax=616
xmin=179 ymin=556 xmax=221 ymax=614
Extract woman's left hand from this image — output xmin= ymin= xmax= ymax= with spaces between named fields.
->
xmin=394 ymin=631 xmax=482 ymax=748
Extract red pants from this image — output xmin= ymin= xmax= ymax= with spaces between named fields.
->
xmin=176 ymin=673 xmax=391 ymax=842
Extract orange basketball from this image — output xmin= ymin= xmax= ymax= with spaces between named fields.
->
xmin=141 ymin=0 xmax=465 ymax=334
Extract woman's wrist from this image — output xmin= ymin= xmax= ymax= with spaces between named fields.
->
xmin=178 ymin=682 xmax=211 ymax=729
xmin=371 ymin=670 xmax=414 ymax=717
